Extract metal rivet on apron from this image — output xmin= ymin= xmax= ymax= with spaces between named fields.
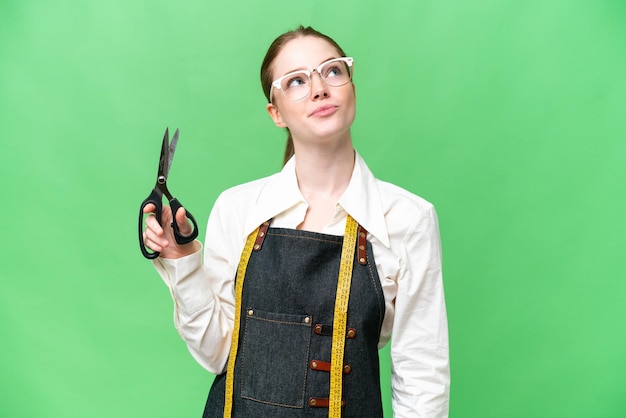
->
xmin=253 ymin=244 xmax=260 ymax=250
xmin=304 ymin=316 xmax=311 ymax=324
xmin=247 ymin=309 xmax=254 ymax=316
xmin=310 ymin=361 xmax=318 ymax=369
xmin=343 ymin=364 xmax=352 ymax=374
xmin=259 ymin=231 xmax=265 ymax=237
xmin=358 ymin=245 xmax=365 ymax=251
xmin=359 ymin=257 xmax=366 ymax=264
xmin=308 ymin=398 xmax=317 ymax=407
xmin=347 ymin=328 xmax=357 ymax=339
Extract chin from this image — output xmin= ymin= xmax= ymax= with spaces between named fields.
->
xmin=316 ymin=113 xmax=355 ymax=136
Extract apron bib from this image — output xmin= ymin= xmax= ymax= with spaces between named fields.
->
xmin=203 ymin=225 xmax=385 ymax=417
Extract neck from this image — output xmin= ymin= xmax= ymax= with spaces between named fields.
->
xmin=293 ymin=136 xmax=355 ymax=201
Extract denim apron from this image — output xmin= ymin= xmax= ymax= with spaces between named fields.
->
xmin=203 ymin=226 xmax=386 ymax=417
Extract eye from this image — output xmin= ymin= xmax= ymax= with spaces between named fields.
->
xmin=323 ymin=64 xmax=345 ymax=79
xmin=283 ymin=72 xmax=309 ymax=89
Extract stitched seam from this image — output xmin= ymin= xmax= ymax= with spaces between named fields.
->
xmin=240 ymin=395 xmax=304 ymax=409
xmin=302 ymin=320 xmax=312 ymax=407
xmin=248 ymin=317 xmax=312 ymax=327
xmin=238 ymin=315 xmax=250 ymax=401
xmin=267 ymin=232 xmax=342 ymax=245
xmin=367 ymin=256 xmax=385 ymax=331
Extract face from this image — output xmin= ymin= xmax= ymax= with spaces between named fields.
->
xmin=266 ymin=36 xmax=356 ymax=145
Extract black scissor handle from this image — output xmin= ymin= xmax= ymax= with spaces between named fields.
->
xmin=139 ymin=189 xmax=163 ymax=259
xmin=169 ymin=198 xmax=199 ymax=244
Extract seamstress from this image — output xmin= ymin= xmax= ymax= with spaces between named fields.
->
xmin=142 ymin=25 xmax=450 ymax=417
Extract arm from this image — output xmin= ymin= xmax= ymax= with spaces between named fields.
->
xmin=152 ymin=195 xmax=240 ymax=374
xmin=391 ymin=205 xmax=450 ymax=417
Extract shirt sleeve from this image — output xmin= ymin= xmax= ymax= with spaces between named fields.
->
xmin=390 ymin=204 xmax=450 ymax=417
xmin=152 ymin=194 xmax=239 ymax=374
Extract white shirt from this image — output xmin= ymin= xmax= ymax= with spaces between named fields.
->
xmin=153 ymin=152 xmax=450 ymax=417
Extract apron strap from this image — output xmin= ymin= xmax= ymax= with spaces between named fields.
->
xmin=357 ymin=225 xmax=368 ymax=265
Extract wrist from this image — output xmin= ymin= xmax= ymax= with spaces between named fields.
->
xmin=161 ymin=240 xmax=201 ymax=259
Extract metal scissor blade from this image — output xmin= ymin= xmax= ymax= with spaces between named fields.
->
xmin=158 ymin=127 xmax=170 ymax=178
xmin=166 ymin=128 xmax=180 ymax=177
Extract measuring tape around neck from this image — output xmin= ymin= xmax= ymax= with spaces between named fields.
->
xmin=329 ymin=214 xmax=358 ymax=416
xmin=223 ymin=225 xmax=259 ymax=418
xmin=223 ymin=216 xmax=359 ymax=417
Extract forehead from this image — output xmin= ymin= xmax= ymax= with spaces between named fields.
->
xmin=272 ymin=36 xmax=341 ymax=77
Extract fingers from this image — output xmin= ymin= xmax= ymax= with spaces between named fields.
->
xmin=142 ymin=205 xmax=171 ymax=251
xmin=174 ymin=206 xmax=194 ymax=236
xmin=144 ymin=210 xmax=164 ymax=235
xmin=141 ymin=202 xmax=195 ymax=257
xmin=143 ymin=230 xmax=166 ymax=253
xmin=142 ymin=203 xmax=157 ymax=214
xmin=143 ymin=215 xmax=169 ymax=252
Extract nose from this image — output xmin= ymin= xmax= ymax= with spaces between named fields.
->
xmin=310 ymin=70 xmax=329 ymax=100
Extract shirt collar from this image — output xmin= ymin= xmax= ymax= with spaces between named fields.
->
xmin=338 ymin=152 xmax=390 ymax=248
xmin=247 ymin=151 xmax=390 ymax=248
xmin=246 ymin=156 xmax=304 ymax=234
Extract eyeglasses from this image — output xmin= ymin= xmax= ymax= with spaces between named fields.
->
xmin=269 ymin=57 xmax=354 ymax=102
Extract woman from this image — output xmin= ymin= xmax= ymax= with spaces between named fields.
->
xmin=142 ymin=26 xmax=449 ymax=417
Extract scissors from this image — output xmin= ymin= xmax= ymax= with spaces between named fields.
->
xmin=139 ymin=127 xmax=199 ymax=259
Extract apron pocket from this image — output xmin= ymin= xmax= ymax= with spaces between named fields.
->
xmin=239 ymin=308 xmax=312 ymax=408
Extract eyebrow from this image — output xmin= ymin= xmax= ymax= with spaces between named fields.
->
xmin=281 ymin=56 xmax=339 ymax=78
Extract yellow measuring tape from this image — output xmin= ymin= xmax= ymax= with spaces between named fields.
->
xmin=223 ymin=216 xmax=358 ymax=417
xmin=329 ymin=214 xmax=358 ymax=416
xmin=223 ymin=226 xmax=259 ymax=418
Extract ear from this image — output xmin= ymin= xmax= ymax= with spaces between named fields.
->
xmin=266 ymin=103 xmax=287 ymax=128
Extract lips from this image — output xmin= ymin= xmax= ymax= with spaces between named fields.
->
xmin=309 ymin=105 xmax=338 ymax=118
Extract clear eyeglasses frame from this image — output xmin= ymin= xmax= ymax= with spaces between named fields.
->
xmin=269 ymin=57 xmax=354 ymax=102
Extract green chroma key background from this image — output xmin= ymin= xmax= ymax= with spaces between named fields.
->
xmin=1 ymin=1 xmax=624 ymax=417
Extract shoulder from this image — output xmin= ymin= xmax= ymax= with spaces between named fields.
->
xmin=209 ymin=169 xmax=296 ymax=236
xmin=351 ymin=153 xmax=438 ymax=248
xmin=202 ymin=174 xmax=276 ymax=256
xmin=209 ymin=173 xmax=277 ymax=227
xmin=355 ymin=151 xmax=435 ymax=217
xmin=375 ymin=178 xmax=436 ymax=218
xmin=374 ymin=179 xmax=440 ymax=250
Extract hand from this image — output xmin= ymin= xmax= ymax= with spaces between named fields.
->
xmin=142 ymin=203 xmax=200 ymax=259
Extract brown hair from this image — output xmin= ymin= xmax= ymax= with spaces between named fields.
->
xmin=260 ymin=26 xmax=348 ymax=165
